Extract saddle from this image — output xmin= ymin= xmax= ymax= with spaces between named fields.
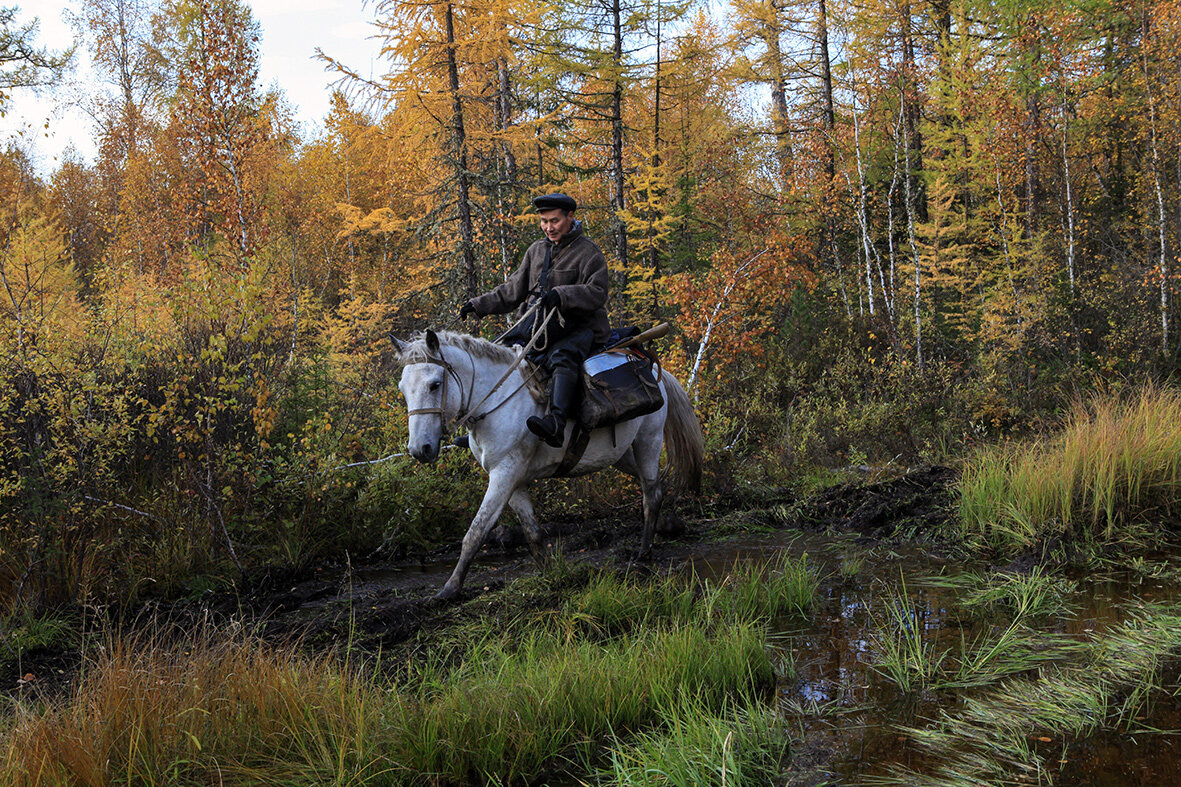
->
xmin=552 ymin=336 xmax=665 ymax=476
xmin=577 ymin=346 xmax=663 ymax=430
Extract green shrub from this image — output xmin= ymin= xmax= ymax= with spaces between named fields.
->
xmin=356 ymin=450 xmax=486 ymax=554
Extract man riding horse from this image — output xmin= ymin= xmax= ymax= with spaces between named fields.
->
xmin=459 ymin=193 xmax=609 ymax=448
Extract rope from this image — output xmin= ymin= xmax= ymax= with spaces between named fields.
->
xmin=455 ymin=305 xmax=558 ymax=429
xmin=492 ymin=298 xmax=541 ymax=344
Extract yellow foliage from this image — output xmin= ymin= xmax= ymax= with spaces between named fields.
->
xmin=322 ymin=279 xmax=394 ymax=384
xmin=0 ymin=214 xmax=84 ymax=356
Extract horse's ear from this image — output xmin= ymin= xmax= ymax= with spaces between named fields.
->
xmin=389 ymin=333 xmax=408 ymax=354
xmin=425 ymin=329 xmax=441 ymax=355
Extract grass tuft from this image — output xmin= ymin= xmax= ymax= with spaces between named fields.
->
xmin=927 ymin=567 xmax=1076 ymax=621
xmin=867 ymin=575 xmax=946 ymax=693
xmin=869 ymin=571 xmax=1079 ymax=694
xmin=958 ymin=386 xmax=1181 ymax=552
xmin=715 ymin=553 xmax=818 ymax=621
xmin=597 ymin=691 xmax=789 ymax=786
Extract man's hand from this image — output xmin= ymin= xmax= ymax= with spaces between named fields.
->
xmin=539 ymin=290 xmax=561 ymax=313
xmin=459 ymin=301 xmax=477 ymax=320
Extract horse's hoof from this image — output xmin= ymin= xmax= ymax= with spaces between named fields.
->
xmin=634 ymin=547 xmax=654 ymax=562
xmin=434 ymin=584 xmax=460 ymax=602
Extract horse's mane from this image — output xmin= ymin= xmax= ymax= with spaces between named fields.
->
xmin=399 ymin=330 xmax=519 ymax=365
xmin=399 ymin=330 xmax=545 ymax=402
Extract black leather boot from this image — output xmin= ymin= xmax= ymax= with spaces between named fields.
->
xmin=527 ymin=370 xmax=578 ymax=448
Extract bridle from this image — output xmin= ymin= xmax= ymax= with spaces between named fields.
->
xmin=405 ymin=349 xmax=473 ymax=439
xmin=403 ymin=308 xmax=559 ymax=440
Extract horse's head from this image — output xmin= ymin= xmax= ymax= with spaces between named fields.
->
xmin=394 ymin=330 xmax=457 ymax=464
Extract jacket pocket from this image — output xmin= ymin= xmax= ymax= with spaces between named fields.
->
xmin=548 ymin=268 xmax=580 ymax=287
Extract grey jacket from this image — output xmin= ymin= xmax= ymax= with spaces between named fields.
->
xmin=470 ymin=222 xmax=610 ymax=345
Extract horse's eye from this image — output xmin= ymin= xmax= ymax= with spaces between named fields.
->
xmin=430 ymin=381 xmax=442 ymax=391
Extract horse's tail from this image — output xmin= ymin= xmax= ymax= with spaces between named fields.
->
xmin=662 ymin=373 xmax=704 ymax=494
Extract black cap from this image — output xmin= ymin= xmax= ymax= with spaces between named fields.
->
xmin=532 ymin=193 xmax=577 ymax=212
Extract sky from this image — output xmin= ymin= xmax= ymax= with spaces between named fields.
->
xmin=0 ymin=0 xmax=387 ymax=175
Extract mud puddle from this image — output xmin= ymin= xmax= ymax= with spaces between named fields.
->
xmin=242 ymin=505 xmax=1181 ymax=786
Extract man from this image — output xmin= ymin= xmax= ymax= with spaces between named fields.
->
xmin=460 ymin=193 xmax=610 ymax=447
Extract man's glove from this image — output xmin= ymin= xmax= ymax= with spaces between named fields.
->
xmin=459 ymin=301 xmax=477 ymax=320
xmin=539 ymin=289 xmax=561 ymax=313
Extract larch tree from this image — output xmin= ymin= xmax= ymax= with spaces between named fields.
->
xmin=727 ymin=0 xmax=800 ymax=191
xmin=164 ymin=0 xmax=272 ymax=261
xmin=331 ymin=0 xmax=531 ymax=300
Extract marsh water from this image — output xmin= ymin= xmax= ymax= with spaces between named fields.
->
xmin=681 ymin=530 xmax=1181 ymax=786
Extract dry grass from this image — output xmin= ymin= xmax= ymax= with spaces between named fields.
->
xmin=958 ymin=386 xmax=1181 ymax=551
xmin=1 ymin=626 xmax=386 ymax=786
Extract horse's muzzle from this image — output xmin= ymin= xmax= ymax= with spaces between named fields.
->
xmin=410 ymin=442 xmax=439 ymax=463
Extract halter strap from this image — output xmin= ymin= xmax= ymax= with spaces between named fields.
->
xmin=408 ymin=310 xmax=559 ymax=434
xmin=406 ymin=351 xmax=470 ymax=435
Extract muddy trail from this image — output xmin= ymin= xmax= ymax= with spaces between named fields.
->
xmin=6 ymin=466 xmax=954 ymax=701
xmin=194 ymin=465 xmax=959 ymax=659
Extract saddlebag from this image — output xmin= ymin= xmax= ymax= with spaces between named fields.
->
xmin=578 ymin=351 xmax=664 ymax=430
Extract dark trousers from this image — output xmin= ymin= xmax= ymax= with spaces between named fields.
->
xmin=532 ymin=325 xmax=595 ymax=376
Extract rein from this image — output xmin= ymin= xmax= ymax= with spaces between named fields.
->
xmin=407 ymin=306 xmax=560 ymax=435
xmin=457 ymin=306 xmax=558 ymax=428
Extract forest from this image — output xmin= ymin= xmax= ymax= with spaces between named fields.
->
xmin=1 ymin=0 xmax=1180 ymax=610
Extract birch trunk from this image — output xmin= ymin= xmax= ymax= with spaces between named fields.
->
xmin=850 ymin=91 xmax=876 ymax=315
xmin=1143 ymin=34 xmax=1170 ymax=350
xmin=1060 ymin=100 xmax=1076 ymax=296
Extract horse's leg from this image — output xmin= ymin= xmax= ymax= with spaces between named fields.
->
xmin=632 ymin=433 xmax=664 ymax=561
xmin=612 ymin=445 xmax=659 ymax=558
xmin=437 ymin=466 xmax=521 ymax=601
xmin=508 ymin=488 xmax=547 ymax=568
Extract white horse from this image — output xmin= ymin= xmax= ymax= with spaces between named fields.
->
xmin=394 ymin=329 xmax=704 ymax=600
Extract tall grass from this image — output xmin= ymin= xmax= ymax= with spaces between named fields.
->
xmin=1 ymin=560 xmax=810 ymax=786
xmin=867 ymin=576 xmax=946 ymax=693
xmin=389 ymin=621 xmax=773 ymax=783
xmin=598 ymin=692 xmax=789 ymax=786
xmin=959 ymin=386 xmax=1181 ymax=551
xmin=1 ymin=627 xmax=388 ymax=786
xmin=869 ymin=571 xmax=1079 ymax=694
xmin=714 ymin=553 xmax=818 ymax=622
xmin=926 ymin=567 xmax=1076 ymax=621
xmin=567 ymin=553 xmax=816 ymax=636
